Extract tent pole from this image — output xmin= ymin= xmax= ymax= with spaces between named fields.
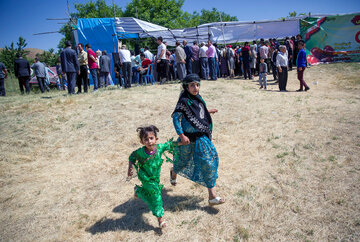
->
xmin=219 ymin=12 xmax=226 ymax=47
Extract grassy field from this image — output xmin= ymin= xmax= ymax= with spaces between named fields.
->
xmin=0 ymin=63 xmax=359 ymax=241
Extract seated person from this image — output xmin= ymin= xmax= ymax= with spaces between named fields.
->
xmin=137 ymin=53 xmax=152 ymax=74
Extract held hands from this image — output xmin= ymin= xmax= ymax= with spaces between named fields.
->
xmin=179 ymin=133 xmax=190 ymax=145
xmin=209 ymin=109 xmax=218 ymax=114
xmin=127 ymin=162 xmax=134 ymax=177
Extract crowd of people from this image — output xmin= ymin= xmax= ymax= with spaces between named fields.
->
xmin=0 ymin=34 xmax=310 ymax=96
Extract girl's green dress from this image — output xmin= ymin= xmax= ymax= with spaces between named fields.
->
xmin=129 ymin=140 xmax=175 ymax=218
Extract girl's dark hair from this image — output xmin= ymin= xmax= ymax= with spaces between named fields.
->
xmin=136 ymin=125 xmax=159 ymax=140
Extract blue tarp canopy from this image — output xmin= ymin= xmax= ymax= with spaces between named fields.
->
xmin=75 ymin=17 xmax=167 ymax=85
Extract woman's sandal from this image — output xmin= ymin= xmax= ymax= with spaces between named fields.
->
xmin=208 ymin=197 xmax=225 ymax=206
xmin=159 ymin=220 xmax=167 ymax=229
xmin=170 ymin=170 xmax=177 ymax=186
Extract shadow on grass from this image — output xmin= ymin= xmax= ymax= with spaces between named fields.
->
xmin=86 ymin=188 xmax=218 ymax=235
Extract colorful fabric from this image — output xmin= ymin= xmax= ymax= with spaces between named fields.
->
xmin=172 ymin=85 xmax=213 ymax=140
xmin=172 ymin=112 xmax=219 ymax=188
xmin=129 ymin=141 xmax=175 ymax=217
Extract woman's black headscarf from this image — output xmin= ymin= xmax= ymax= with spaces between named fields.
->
xmin=172 ymin=74 xmax=213 ymax=140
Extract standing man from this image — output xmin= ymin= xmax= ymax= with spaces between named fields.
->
xmin=144 ymin=46 xmax=154 ymax=61
xmin=183 ymin=40 xmax=193 ymax=74
xmin=85 ymin=43 xmax=98 ymax=92
xmin=14 ymin=53 xmax=31 ymax=94
xmin=199 ymin=42 xmax=209 ymax=80
xmin=259 ymin=42 xmax=270 ymax=74
xmin=175 ymin=41 xmax=186 ymax=81
xmin=276 ymin=45 xmax=288 ymax=92
xmin=31 ymin=57 xmax=49 ymax=93
xmin=206 ymin=40 xmax=217 ymax=80
xmin=155 ymin=36 xmax=167 ymax=84
xmin=99 ymin=50 xmax=111 ymax=87
xmin=77 ymin=43 xmax=88 ymax=93
xmin=0 ymin=61 xmax=8 ymax=96
xmin=241 ymin=42 xmax=252 ymax=79
xmin=191 ymin=41 xmax=200 ymax=75
xmin=60 ymin=40 xmax=80 ymax=95
xmin=296 ymin=40 xmax=310 ymax=92
xmin=119 ymin=45 xmax=132 ymax=88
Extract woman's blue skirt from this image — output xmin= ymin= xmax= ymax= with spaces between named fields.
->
xmin=174 ymin=135 xmax=218 ymax=188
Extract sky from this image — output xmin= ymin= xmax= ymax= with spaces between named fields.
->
xmin=0 ymin=0 xmax=359 ymax=51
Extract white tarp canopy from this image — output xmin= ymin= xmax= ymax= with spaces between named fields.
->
xmin=114 ymin=17 xmax=168 ymax=38
xmin=113 ymin=17 xmax=301 ymax=46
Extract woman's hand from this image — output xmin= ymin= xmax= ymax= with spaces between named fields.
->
xmin=209 ymin=109 xmax=218 ymax=114
xmin=179 ymin=133 xmax=190 ymax=145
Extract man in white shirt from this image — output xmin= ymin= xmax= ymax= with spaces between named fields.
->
xmin=199 ymin=42 xmax=209 ymax=80
xmin=119 ymin=45 xmax=132 ymax=88
xmin=155 ymin=36 xmax=167 ymax=84
xmin=144 ymin=46 xmax=154 ymax=61
xmin=276 ymin=45 xmax=288 ymax=92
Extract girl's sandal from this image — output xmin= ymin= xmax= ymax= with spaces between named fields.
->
xmin=159 ymin=221 xmax=167 ymax=229
xmin=208 ymin=197 xmax=225 ymax=206
xmin=170 ymin=170 xmax=177 ymax=186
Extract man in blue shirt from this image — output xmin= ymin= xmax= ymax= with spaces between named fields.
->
xmin=296 ymin=40 xmax=310 ymax=92
xmin=0 ymin=62 xmax=8 ymax=96
xmin=183 ymin=40 xmax=193 ymax=74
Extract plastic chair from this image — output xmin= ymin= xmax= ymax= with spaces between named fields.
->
xmin=142 ymin=64 xmax=154 ymax=85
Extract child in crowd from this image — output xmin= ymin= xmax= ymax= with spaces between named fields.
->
xmin=259 ymin=58 xmax=268 ymax=89
xmin=127 ymin=125 xmax=180 ymax=229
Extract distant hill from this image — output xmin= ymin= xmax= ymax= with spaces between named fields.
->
xmin=25 ymin=48 xmax=45 ymax=59
xmin=0 ymin=48 xmax=45 ymax=59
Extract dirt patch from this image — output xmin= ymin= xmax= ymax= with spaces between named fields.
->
xmin=0 ymin=63 xmax=359 ymax=241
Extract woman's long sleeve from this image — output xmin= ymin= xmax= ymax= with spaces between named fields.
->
xmin=172 ymin=112 xmax=183 ymax=135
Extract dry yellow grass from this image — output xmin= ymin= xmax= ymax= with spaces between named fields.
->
xmin=0 ymin=63 xmax=359 ymax=241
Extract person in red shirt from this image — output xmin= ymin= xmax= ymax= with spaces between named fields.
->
xmin=137 ymin=53 xmax=152 ymax=84
xmin=138 ymin=53 xmax=152 ymax=73
xmin=85 ymin=44 xmax=98 ymax=91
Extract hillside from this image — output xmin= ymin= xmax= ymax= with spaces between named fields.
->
xmin=0 ymin=47 xmax=45 ymax=59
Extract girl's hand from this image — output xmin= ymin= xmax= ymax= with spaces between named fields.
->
xmin=128 ymin=167 xmax=134 ymax=177
xmin=209 ymin=109 xmax=218 ymax=114
xmin=179 ymin=133 xmax=190 ymax=145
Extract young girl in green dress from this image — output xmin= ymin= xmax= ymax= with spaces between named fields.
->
xmin=127 ymin=125 xmax=179 ymax=229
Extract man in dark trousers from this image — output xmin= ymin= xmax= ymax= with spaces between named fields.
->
xmin=0 ymin=61 xmax=8 ymax=96
xmin=99 ymin=50 xmax=111 ymax=87
xmin=60 ymin=40 xmax=80 ymax=94
xmin=183 ymin=40 xmax=193 ymax=74
xmin=31 ymin=57 xmax=49 ymax=93
xmin=14 ymin=53 xmax=31 ymax=94
xmin=77 ymin=43 xmax=88 ymax=93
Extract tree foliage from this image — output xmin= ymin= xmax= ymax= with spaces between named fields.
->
xmin=72 ymin=0 xmax=123 ymax=19
xmin=0 ymin=36 xmax=30 ymax=74
xmin=57 ymin=0 xmax=238 ymax=49
xmin=279 ymin=11 xmax=309 ymax=20
xmin=36 ymin=48 xmax=59 ymax=67
xmin=123 ymin=0 xmax=185 ymax=29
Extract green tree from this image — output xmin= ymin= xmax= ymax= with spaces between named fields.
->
xmin=196 ymin=8 xmax=238 ymax=25
xmin=123 ymin=0 xmax=185 ymax=29
xmin=0 ymin=36 xmax=30 ymax=74
xmin=72 ymin=0 xmax=123 ymax=18
xmin=280 ymin=11 xmax=308 ymax=20
xmin=58 ymin=0 xmax=123 ymax=50
xmin=36 ymin=48 xmax=59 ymax=67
